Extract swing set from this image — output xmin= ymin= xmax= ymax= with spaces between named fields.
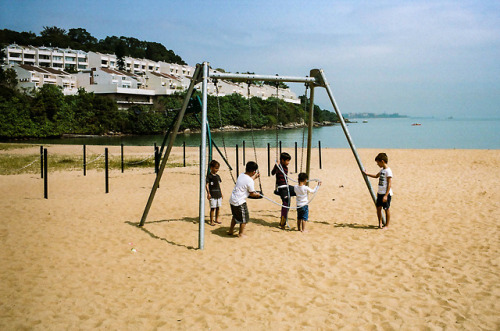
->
xmin=138 ymin=62 xmax=381 ymax=249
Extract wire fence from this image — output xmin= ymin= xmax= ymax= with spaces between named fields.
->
xmin=9 ymin=156 xmax=39 ymax=173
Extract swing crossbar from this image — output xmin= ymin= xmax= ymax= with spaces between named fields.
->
xmin=209 ymin=72 xmax=317 ymax=84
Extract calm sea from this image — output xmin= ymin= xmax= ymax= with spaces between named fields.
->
xmin=15 ymin=117 xmax=500 ymax=150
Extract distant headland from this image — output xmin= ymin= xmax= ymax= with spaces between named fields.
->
xmin=346 ymin=112 xmax=408 ymax=119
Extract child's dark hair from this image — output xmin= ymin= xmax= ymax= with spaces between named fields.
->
xmin=245 ymin=161 xmax=258 ymax=173
xmin=209 ymin=159 xmax=220 ymax=168
xmin=375 ymin=153 xmax=388 ymax=163
xmin=280 ymin=152 xmax=291 ymax=161
xmin=298 ymin=172 xmax=308 ymax=182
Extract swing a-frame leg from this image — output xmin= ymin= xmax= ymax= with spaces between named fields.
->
xmin=139 ymin=64 xmax=203 ymax=227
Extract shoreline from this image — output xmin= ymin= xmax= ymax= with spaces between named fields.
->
xmin=1 ymin=121 xmax=341 ymax=142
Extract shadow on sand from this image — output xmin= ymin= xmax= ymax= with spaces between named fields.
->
xmin=333 ymin=222 xmax=379 ymax=230
xmin=125 ymin=217 xmax=199 ymax=250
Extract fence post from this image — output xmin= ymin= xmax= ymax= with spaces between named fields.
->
xmin=267 ymin=143 xmax=270 ymax=176
xmin=121 ymin=144 xmax=124 ymax=173
xmin=236 ymin=144 xmax=239 ymax=175
xmin=83 ymin=144 xmax=86 ymax=176
xmin=183 ymin=141 xmax=186 ymax=167
xmin=154 ymin=146 xmax=159 ymax=174
xmin=242 ymin=140 xmax=245 ymax=165
xmin=294 ymin=142 xmax=297 ymax=173
xmin=319 ymin=140 xmax=322 ymax=169
xmin=43 ymin=148 xmax=48 ymax=199
xmin=105 ymin=148 xmax=109 ymax=193
xmin=40 ymin=146 xmax=44 ymax=178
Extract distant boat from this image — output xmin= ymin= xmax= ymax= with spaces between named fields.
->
xmin=412 ymin=123 xmax=422 ymax=126
xmin=362 ymin=120 xmax=368 ymax=123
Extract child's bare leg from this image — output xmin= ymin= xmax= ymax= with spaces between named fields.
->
xmin=209 ymin=209 xmax=215 ymax=225
xmin=215 ymin=207 xmax=221 ymax=224
xmin=301 ymin=220 xmax=307 ymax=233
xmin=384 ymin=208 xmax=390 ymax=228
xmin=238 ymin=223 xmax=247 ymax=237
xmin=376 ymin=207 xmax=383 ymax=228
xmin=297 ymin=218 xmax=301 ymax=231
xmin=227 ymin=218 xmax=236 ymax=235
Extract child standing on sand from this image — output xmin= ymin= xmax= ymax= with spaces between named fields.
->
xmin=272 ymin=152 xmax=296 ymax=229
xmin=206 ymin=160 xmax=223 ymax=226
xmin=363 ymin=152 xmax=393 ymax=229
xmin=293 ymin=172 xmax=321 ymax=232
xmin=228 ymin=161 xmax=261 ymax=237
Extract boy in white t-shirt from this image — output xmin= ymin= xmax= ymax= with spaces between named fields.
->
xmin=293 ymin=172 xmax=321 ymax=232
xmin=228 ymin=161 xmax=261 ymax=237
xmin=363 ymin=153 xmax=393 ymax=229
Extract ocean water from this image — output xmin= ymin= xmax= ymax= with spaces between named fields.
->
xmin=16 ymin=117 xmax=500 ymax=149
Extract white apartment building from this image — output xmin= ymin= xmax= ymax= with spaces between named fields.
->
xmin=2 ymin=44 xmax=299 ymax=103
xmin=146 ymin=72 xmax=183 ymax=95
xmin=76 ymin=67 xmax=154 ymax=109
xmin=207 ymin=70 xmax=300 ymax=104
xmin=87 ymin=52 xmax=162 ymax=76
xmin=4 ymin=44 xmax=89 ymax=72
xmin=11 ymin=63 xmax=77 ymax=95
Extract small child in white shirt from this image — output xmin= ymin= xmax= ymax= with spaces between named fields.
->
xmin=293 ymin=172 xmax=321 ymax=232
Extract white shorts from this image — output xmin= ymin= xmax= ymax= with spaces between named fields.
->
xmin=210 ymin=198 xmax=222 ymax=209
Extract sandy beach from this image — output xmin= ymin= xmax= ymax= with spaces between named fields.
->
xmin=1 ymin=144 xmax=499 ymax=330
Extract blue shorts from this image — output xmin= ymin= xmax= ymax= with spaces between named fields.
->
xmin=376 ymin=194 xmax=392 ymax=210
xmin=297 ymin=205 xmax=309 ymax=221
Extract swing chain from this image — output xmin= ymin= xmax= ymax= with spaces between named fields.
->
xmin=246 ymin=81 xmax=263 ymax=192
xmin=214 ymin=78 xmax=236 ymax=183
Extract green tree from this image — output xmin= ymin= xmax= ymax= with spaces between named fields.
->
xmin=115 ymin=40 xmax=126 ymax=71
xmin=31 ymin=84 xmax=65 ymax=121
xmin=40 ymin=26 xmax=70 ymax=47
xmin=68 ymin=28 xmax=97 ymax=51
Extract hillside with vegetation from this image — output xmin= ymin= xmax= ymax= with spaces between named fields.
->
xmin=0 ymin=27 xmax=340 ymax=139
xmin=0 ymin=74 xmax=339 ymax=139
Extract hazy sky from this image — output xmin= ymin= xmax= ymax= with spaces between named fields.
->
xmin=1 ymin=0 xmax=499 ymax=118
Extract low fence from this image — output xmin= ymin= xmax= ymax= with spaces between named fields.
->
xmin=7 ymin=141 xmax=323 ymax=199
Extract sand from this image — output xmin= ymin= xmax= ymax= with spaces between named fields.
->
xmin=0 ymin=144 xmax=499 ymax=330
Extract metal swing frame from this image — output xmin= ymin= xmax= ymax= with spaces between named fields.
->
xmin=139 ymin=62 xmax=381 ymax=249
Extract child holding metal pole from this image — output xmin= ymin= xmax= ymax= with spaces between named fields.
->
xmin=363 ymin=153 xmax=393 ymax=229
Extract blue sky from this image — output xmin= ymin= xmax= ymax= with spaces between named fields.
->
xmin=1 ymin=0 xmax=499 ymax=118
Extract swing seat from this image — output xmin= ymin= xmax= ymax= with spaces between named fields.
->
xmin=249 ymin=191 xmax=264 ymax=199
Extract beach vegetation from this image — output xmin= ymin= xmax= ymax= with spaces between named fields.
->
xmin=0 ymin=151 xmax=188 ymax=175
xmin=0 ymin=85 xmax=339 ymax=138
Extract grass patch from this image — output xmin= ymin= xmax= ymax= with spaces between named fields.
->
xmin=0 ymin=153 xmax=190 ymax=175
xmin=0 ymin=143 xmax=38 ymax=151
